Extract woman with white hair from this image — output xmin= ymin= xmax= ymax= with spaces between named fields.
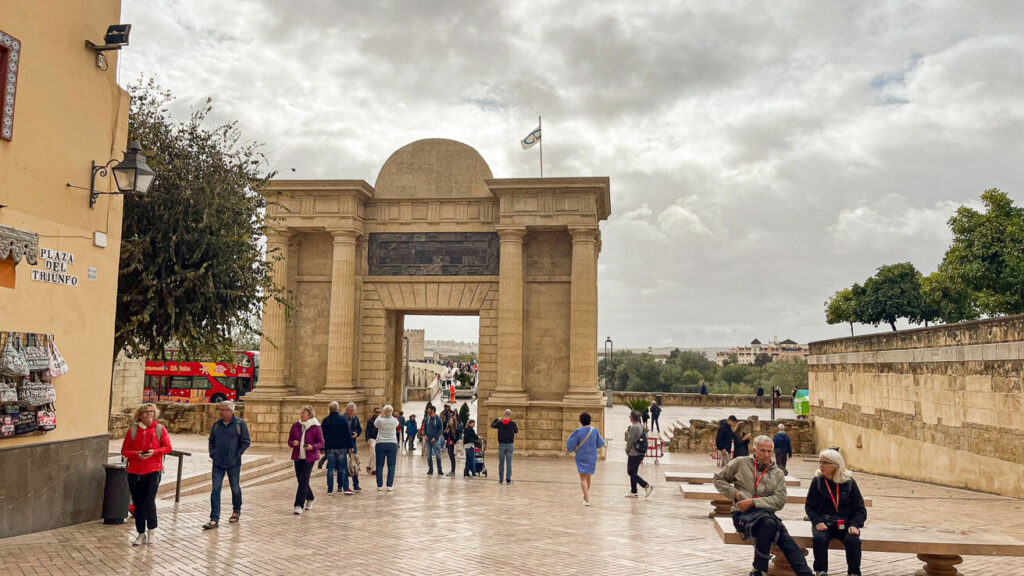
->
xmin=804 ymin=449 xmax=867 ymax=576
xmin=373 ymin=405 xmax=400 ymax=491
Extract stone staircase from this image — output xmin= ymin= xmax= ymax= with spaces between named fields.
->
xmin=159 ymin=455 xmax=310 ymax=500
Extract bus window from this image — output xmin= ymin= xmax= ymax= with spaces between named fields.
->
xmin=190 ymin=376 xmax=212 ymax=390
xmin=213 ymin=377 xmax=236 ymax=390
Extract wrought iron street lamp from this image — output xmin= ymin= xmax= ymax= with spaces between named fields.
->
xmin=67 ymin=140 xmax=156 ymax=209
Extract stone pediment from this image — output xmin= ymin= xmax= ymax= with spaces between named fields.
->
xmin=0 ymin=224 xmax=39 ymax=265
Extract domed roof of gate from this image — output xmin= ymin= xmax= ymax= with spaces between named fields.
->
xmin=374 ymin=139 xmax=494 ymax=199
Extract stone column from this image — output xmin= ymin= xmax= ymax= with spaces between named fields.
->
xmin=321 ymin=229 xmax=358 ymax=398
xmin=568 ymin=226 xmax=600 ymax=395
xmin=253 ymin=230 xmax=292 ymax=397
xmin=495 ymin=227 xmax=527 ymax=395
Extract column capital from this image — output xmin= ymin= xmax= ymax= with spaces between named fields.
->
xmin=568 ymin=226 xmax=600 ymax=243
xmin=265 ymin=228 xmax=293 ymax=243
xmin=326 ymin=228 xmax=360 ymax=243
xmin=496 ymin=227 xmax=527 ymax=242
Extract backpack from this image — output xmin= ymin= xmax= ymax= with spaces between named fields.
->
xmin=130 ymin=422 xmax=165 ymax=444
xmin=633 ymin=427 xmax=648 ymax=455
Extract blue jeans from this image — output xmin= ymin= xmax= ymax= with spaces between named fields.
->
xmin=428 ymin=438 xmax=443 ymax=473
xmin=210 ymin=465 xmax=241 ymax=521
xmin=325 ymin=448 xmax=350 ymax=493
xmin=464 ymin=446 xmax=476 ymax=476
xmin=498 ymin=443 xmax=514 ymax=482
xmin=375 ymin=442 xmax=398 ymax=487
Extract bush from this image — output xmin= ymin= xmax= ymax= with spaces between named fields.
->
xmin=624 ymin=398 xmax=651 ymax=413
xmin=458 ymin=402 xmax=470 ymax=426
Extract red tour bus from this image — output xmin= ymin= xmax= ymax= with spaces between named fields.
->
xmin=144 ymin=350 xmax=259 ymax=404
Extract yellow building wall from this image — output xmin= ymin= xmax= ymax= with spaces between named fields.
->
xmin=0 ymin=0 xmax=129 ymax=448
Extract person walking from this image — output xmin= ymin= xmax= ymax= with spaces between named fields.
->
xmin=713 ymin=436 xmax=813 ymax=576
xmin=423 ymin=406 xmax=444 ymax=475
xmin=404 ymin=414 xmax=418 ymax=453
xmin=716 ymin=418 xmax=735 ymax=467
xmin=641 ymin=404 xmax=650 ymax=428
xmin=700 ymin=383 xmax=708 ymax=396
xmin=343 ymin=403 xmax=362 ymax=491
xmin=463 ymin=419 xmax=479 ymax=477
xmin=373 ymin=405 xmax=400 ymax=491
xmin=649 ymin=400 xmax=662 ymax=433
xmin=566 ymin=412 xmax=606 ymax=506
xmin=396 ymin=411 xmax=406 ymax=453
xmin=443 ymin=414 xmax=461 ymax=477
xmin=624 ymin=410 xmax=653 ymax=498
xmin=491 ymin=409 xmax=519 ymax=485
xmin=732 ymin=418 xmax=751 ymax=457
xmin=288 ymin=406 xmax=323 ymax=515
xmin=321 ymin=401 xmax=354 ymax=495
xmin=203 ymin=400 xmax=250 ymax=530
xmin=364 ymin=405 xmax=381 ymax=475
xmin=773 ymin=423 xmax=793 ymax=474
xmin=806 ymin=449 xmax=867 ymax=576
xmin=121 ymin=403 xmax=173 ymax=545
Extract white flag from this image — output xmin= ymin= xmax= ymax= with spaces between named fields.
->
xmin=521 ymin=125 xmax=541 ymax=149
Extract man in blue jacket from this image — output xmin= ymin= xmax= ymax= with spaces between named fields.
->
xmin=422 ymin=406 xmax=444 ymax=475
xmin=773 ymin=423 xmax=793 ymax=473
xmin=204 ymin=400 xmax=250 ymax=529
xmin=343 ymin=403 xmax=362 ymax=491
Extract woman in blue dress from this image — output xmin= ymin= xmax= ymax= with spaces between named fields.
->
xmin=565 ymin=412 xmax=605 ymax=506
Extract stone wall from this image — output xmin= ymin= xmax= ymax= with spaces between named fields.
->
xmin=108 ymin=402 xmax=246 ymax=439
xmin=110 ymin=352 xmax=145 ymax=415
xmin=667 ymin=417 xmax=814 ymax=454
xmin=809 ymin=314 xmax=1024 ymax=498
xmin=613 ymin=391 xmax=792 ymax=409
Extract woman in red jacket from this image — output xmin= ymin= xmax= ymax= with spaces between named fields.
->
xmin=120 ymin=403 xmax=172 ymax=546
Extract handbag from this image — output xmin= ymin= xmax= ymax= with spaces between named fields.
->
xmin=47 ymin=336 xmax=70 ymax=379
xmin=0 ymin=380 xmax=18 ymax=404
xmin=36 ymin=404 xmax=56 ymax=431
xmin=570 ymin=426 xmax=595 ymax=456
xmin=0 ymin=406 xmax=15 ymax=438
xmin=347 ymin=452 xmax=361 ymax=477
xmin=14 ymin=409 xmax=38 ymax=435
xmin=0 ymin=333 xmax=30 ymax=377
xmin=24 ymin=334 xmax=51 ymax=372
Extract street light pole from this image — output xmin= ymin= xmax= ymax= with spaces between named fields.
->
xmin=605 ymin=336 xmax=614 ymax=407
xmin=403 ymin=335 xmax=410 ymax=404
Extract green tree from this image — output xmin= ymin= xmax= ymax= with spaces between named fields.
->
xmin=720 ymin=363 xmax=760 ymax=386
xmin=825 ymin=287 xmax=858 ymax=336
xmin=115 ymin=79 xmax=282 ymax=361
xmin=941 ymin=189 xmax=1024 ymax=316
xmin=666 ymin=349 xmax=718 ymax=379
xmin=762 ymin=358 xmax=808 ymax=396
xmin=753 ymin=352 xmax=773 ymax=367
xmin=917 ymin=270 xmax=978 ymax=326
xmin=458 ymin=402 xmax=470 ymax=426
xmin=858 ymin=262 xmax=925 ymax=331
xmin=721 ymin=354 xmax=739 ymax=367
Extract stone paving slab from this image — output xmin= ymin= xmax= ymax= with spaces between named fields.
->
xmin=2 ymin=442 xmax=1022 ymax=575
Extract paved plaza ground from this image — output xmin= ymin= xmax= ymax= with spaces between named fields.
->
xmin=2 ymin=406 xmax=1021 ymax=575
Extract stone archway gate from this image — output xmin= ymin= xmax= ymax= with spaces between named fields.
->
xmin=245 ymin=139 xmax=611 ymax=454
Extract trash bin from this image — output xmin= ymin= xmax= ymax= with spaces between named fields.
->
xmin=102 ymin=462 xmax=130 ymax=524
xmin=655 ymin=394 xmax=663 ymax=405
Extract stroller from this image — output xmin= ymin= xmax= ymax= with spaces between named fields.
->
xmin=473 ymin=438 xmax=488 ymax=477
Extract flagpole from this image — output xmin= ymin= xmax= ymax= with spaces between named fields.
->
xmin=538 ymin=115 xmax=543 ymax=178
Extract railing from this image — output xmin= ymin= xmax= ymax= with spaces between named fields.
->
xmin=168 ymin=450 xmax=192 ymax=503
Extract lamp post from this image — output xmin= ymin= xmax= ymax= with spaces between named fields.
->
xmin=66 ymin=140 xmax=156 ymax=209
xmin=402 ymin=335 xmax=410 ymax=403
xmin=604 ymin=336 xmax=614 ymax=407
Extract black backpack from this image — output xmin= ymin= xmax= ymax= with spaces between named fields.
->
xmin=633 ymin=427 xmax=648 ymax=454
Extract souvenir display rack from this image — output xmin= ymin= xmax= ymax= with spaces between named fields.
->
xmin=0 ymin=331 xmax=69 ymax=439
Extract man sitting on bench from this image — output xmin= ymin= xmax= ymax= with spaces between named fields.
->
xmin=714 ymin=435 xmax=813 ymax=576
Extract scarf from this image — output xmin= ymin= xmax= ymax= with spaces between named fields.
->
xmin=298 ymin=417 xmax=320 ymax=459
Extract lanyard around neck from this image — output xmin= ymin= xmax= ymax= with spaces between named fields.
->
xmin=824 ymin=478 xmax=840 ymax=512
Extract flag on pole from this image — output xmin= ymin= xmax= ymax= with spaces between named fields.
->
xmin=521 ymin=125 xmax=541 ymax=149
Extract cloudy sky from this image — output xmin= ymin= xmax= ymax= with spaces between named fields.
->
xmin=120 ymin=0 xmax=1024 ymax=348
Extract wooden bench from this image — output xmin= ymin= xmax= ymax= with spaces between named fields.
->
xmin=666 ymin=471 xmax=800 ymax=486
xmin=679 ymin=484 xmax=872 ymax=517
xmin=713 ymin=516 xmax=1024 ymax=576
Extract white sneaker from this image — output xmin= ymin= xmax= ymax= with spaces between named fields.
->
xmin=583 ymin=499 xmax=591 ymax=507
xmin=304 ymin=499 xmax=314 ymax=510
xmin=625 ymin=493 xmax=639 ymax=498
xmin=386 ymin=486 xmax=393 ymax=492
xmin=132 ymin=533 xmax=148 ymax=546
xmin=146 ymin=528 xmax=155 ymax=542
xmin=645 ymin=485 xmax=655 ymax=498
xmin=377 ymin=486 xmax=383 ymax=491
xmin=294 ymin=506 xmax=303 ymax=515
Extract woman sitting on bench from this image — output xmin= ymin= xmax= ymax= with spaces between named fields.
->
xmin=805 ymin=449 xmax=867 ymax=576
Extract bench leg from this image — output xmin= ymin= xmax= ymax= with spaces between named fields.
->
xmin=710 ymin=499 xmax=733 ymax=518
xmin=915 ymin=554 xmax=963 ymax=576
xmin=767 ymin=544 xmax=807 ymax=576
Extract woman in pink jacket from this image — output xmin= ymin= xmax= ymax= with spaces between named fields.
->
xmin=288 ymin=405 xmax=324 ymax=515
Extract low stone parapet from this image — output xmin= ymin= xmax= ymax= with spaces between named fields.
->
xmin=667 ymin=416 xmax=814 ymax=454
xmin=108 ymin=402 xmax=247 ymax=439
xmin=613 ymin=391 xmax=792 ymax=408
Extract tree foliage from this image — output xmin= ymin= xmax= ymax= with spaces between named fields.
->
xmin=940 ymin=189 xmax=1024 ymax=316
xmin=115 ymin=79 xmax=282 ymax=361
xmin=858 ymin=262 xmax=925 ymax=331
xmin=825 ymin=288 xmax=857 ymax=335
